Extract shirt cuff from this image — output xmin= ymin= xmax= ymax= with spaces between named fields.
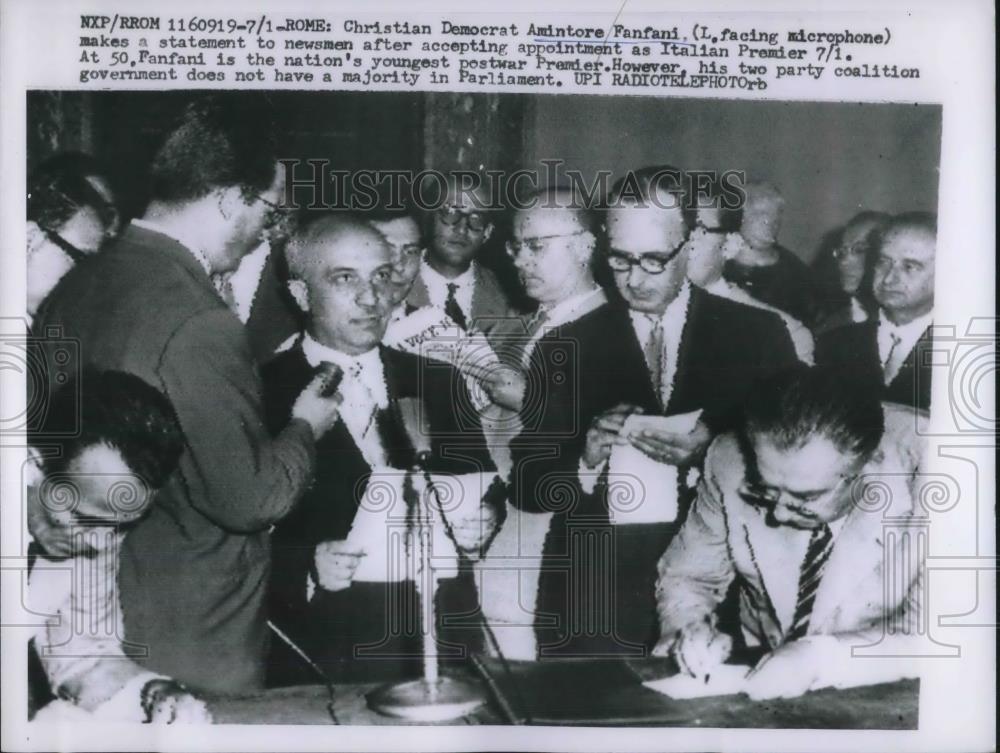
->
xmin=578 ymin=457 xmax=606 ymax=495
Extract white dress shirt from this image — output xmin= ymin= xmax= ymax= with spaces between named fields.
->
xmin=521 ymin=286 xmax=606 ymax=366
xmin=877 ymin=310 xmax=933 ymax=385
xmin=419 ymin=258 xmax=476 ymax=321
xmin=301 ymin=334 xmax=389 ymax=468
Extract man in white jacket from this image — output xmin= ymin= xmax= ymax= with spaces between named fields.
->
xmin=655 ymin=365 xmax=926 ymax=699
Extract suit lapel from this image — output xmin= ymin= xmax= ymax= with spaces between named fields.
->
xmin=887 ymin=325 xmax=933 ymax=406
xmin=406 ymin=273 xmax=432 ymax=310
xmin=809 ymin=465 xmax=912 ymax=631
xmin=740 ymin=505 xmax=810 ymax=635
xmin=665 ymin=286 xmax=703 ymax=413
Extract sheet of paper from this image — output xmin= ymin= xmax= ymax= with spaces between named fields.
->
xmin=346 ymin=469 xmax=489 ymax=582
xmin=643 ymin=664 xmax=751 ymax=699
xmin=606 ymin=410 xmax=703 ymax=525
xmin=384 ymin=306 xmax=500 ymax=379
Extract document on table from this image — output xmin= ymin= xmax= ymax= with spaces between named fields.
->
xmin=643 ymin=664 xmax=752 ymax=699
xmin=606 ymin=410 xmax=703 ymax=525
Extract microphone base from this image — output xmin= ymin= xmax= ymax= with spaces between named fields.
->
xmin=366 ymin=676 xmax=486 ymax=722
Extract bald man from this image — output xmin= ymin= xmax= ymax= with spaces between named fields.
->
xmin=261 ymin=215 xmax=505 ymax=684
xmin=817 ymin=212 xmax=937 ymax=411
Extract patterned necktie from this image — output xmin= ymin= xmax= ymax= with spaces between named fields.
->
xmin=883 ymin=331 xmax=903 ymax=385
xmin=643 ymin=314 xmax=665 ymax=401
xmin=786 ymin=523 xmax=835 ymax=643
xmin=445 ymin=282 xmax=468 ymax=330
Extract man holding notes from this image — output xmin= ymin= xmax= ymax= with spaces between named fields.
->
xmin=261 ymin=215 xmax=505 ymax=684
xmin=583 ymin=166 xmax=800 ymax=653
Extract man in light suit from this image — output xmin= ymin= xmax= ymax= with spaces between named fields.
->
xmin=406 ymin=178 xmax=512 ymax=331
xmin=816 ymin=212 xmax=936 ymax=412
xmin=654 ymin=366 xmax=926 ymax=699
xmin=34 ymin=98 xmax=341 ymax=694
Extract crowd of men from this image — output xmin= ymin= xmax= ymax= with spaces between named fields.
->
xmin=25 ymin=98 xmax=934 ymax=722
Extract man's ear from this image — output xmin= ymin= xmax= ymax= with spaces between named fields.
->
xmin=215 ymin=186 xmax=246 ymax=221
xmin=26 ymin=221 xmax=46 ymax=255
xmin=482 ymin=223 xmax=494 ymax=242
xmin=286 ymin=279 xmax=309 ymax=312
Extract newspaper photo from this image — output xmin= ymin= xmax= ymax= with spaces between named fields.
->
xmin=0 ymin=1 xmax=994 ymax=751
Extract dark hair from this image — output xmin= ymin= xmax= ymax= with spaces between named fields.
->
xmin=605 ymin=165 xmax=697 ymax=235
xmin=741 ymin=365 xmax=885 ymax=461
xmin=27 ymin=151 xmax=117 ymax=232
xmin=878 ymin=211 xmax=937 ymax=245
xmin=36 ymin=370 xmax=184 ymax=490
xmin=150 ymin=96 xmax=278 ymax=204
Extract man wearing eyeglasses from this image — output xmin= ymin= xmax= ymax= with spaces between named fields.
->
xmin=33 ymin=98 xmax=342 ymax=695
xmin=26 ymin=152 xmax=120 ymax=323
xmin=406 ymin=178 xmax=512 ymax=331
xmin=579 ymin=166 xmax=799 ymax=652
xmin=483 ymin=187 xmax=658 ymax=659
xmin=654 ymin=366 xmax=925 ymax=699
xmin=816 ymin=212 xmax=936 ymax=412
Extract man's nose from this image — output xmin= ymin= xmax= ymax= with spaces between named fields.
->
xmin=627 ymin=265 xmax=646 ymax=288
xmin=356 ymin=281 xmax=377 ymax=306
xmin=770 ymin=501 xmax=795 ymax=526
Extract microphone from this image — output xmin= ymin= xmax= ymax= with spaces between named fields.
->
xmin=317 ymin=363 xmax=344 ymax=398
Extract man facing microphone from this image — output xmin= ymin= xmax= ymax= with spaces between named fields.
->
xmin=261 ymin=215 xmax=505 ymax=684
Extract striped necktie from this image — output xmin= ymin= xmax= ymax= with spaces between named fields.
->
xmin=882 ymin=330 xmax=903 ymax=385
xmin=643 ymin=314 xmax=665 ymax=403
xmin=786 ymin=523 xmax=835 ymax=643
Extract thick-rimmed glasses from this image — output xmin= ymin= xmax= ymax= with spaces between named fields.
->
xmin=739 ymin=472 xmax=859 ymax=513
xmin=832 ymin=244 xmax=866 ymax=261
xmin=438 ymin=206 xmax=489 ymax=232
xmin=606 ymin=239 xmax=686 ymax=275
xmin=505 ymin=230 xmax=590 ymax=259
xmin=39 ymin=226 xmax=88 ymax=264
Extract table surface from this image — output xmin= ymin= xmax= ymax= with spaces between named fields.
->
xmin=208 ymin=658 xmax=919 ymax=728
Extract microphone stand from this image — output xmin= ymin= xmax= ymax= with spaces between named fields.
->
xmin=365 ymin=398 xmax=487 ymax=722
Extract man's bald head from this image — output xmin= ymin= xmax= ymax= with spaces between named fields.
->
xmin=286 ymin=214 xmax=388 ymax=281
xmin=285 ymin=214 xmax=395 ymax=354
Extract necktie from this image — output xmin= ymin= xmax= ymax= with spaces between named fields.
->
xmin=883 ymin=330 xmax=903 ymax=385
xmin=643 ymin=314 xmax=665 ymax=401
xmin=445 ymin=283 xmax=468 ymax=330
xmin=786 ymin=523 xmax=835 ymax=643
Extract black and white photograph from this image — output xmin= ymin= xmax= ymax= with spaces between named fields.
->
xmin=1 ymin=2 xmax=994 ymax=752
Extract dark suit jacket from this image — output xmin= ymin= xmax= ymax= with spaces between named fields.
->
xmin=261 ymin=343 xmax=503 ymax=631
xmin=406 ymin=263 xmax=513 ymax=333
xmin=507 ymin=299 xmax=659 ymax=519
xmin=723 ymin=245 xmax=822 ymax=327
xmin=816 ymin=319 xmax=933 ymax=412
xmin=649 ymin=285 xmax=800 ymax=433
xmin=34 ymin=224 xmax=317 ymax=694
xmin=244 ymin=251 xmax=301 ymax=366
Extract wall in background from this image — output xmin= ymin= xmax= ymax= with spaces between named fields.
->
xmin=524 ymin=94 xmax=942 ymax=262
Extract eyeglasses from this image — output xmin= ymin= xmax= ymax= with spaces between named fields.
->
xmin=252 ymin=193 xmax=295 ymax=232
xmin=39 ymin=226 xmax=88 ymax=264
xmin=832 ymin=244 xmax=866 ymax=260
xmin=739 ymin=472 xmax=858 ymax=512
xmin=606 ymin=240 xmax=686 ymax=275
xmin=438 ymin=206 xmax=489 ymax=232
xmin=505 ymin=230 xmax=591 ymax=259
